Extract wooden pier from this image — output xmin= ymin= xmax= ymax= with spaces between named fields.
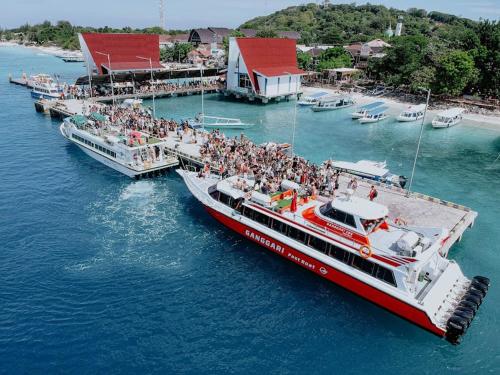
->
xmin=34 ymin=85 xmax=221 ymax=119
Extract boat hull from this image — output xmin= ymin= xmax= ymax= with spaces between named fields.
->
xmin=432 ymin=120 xmax=460 ymax=128
xmin=397 ymin=116 xmax=423 ymax=122
xmin=312 ymin=104 xmax=354 ymax=112
xmin=359 ymin=115 xmax=389 ymax=124
xmin=201 ymin=203 xmax=445 ymax=338
xmin=30 ymin=91 xmax=61 ymax=100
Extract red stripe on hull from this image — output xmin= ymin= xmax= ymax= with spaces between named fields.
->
xmin=204 ymin=205 xmax=445 ymax=337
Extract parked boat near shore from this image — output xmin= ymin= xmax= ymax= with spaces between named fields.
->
xmin=397 ymin=104 xmax=426 ymax=122
xmin=432 ymin=108 xmax=465 ymax=128
xmin=297 ymin=91 xmax=329 ymax=106
xmin=359 ymin=106 xmax=390 ymax=123
xmin=351 ymin=101 xmax=385 ymax=119
xmin=311 ymin=96 xmax=355 ymax=112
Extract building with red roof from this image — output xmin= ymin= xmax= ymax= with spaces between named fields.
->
xmin=226 ymin=37 xmax=304 ymax=103
xmin=79 ymin=33 xmax=164 ymax=75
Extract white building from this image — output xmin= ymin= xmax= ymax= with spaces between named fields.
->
xmin=225 ymin=37 xmax=304 ymax=103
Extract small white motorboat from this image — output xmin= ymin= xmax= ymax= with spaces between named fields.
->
xmin=397 ymin=104 xmax=426 ymax=122
xmin=358 ymin=106 xmax=390 ymax=123
xmin=311 ymin=96 xmax=355 ymax=112
xmin=331 ymin=159 xmax=407 ymax=188
xmin=432 ymin=108 xmax=464 ymax=128
xmin=351 ymin=101 xmax=385 ymax=119
xmin=188 ymin=114 xmax=254 ymax=130
xmin=297 ymin=91 xmax=329 ymax=106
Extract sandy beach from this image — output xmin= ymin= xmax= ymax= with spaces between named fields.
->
xmin=303 ymin=86 xmax=500 ymax=132
xmin=0 ymin=41 xmax=81 ymax=57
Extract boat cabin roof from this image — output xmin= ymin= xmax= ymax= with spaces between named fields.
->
xmin=367 ymin=106 xmax=388 ymax=115
xmin=359 ymin=101 xmax=384 ymax=110
xmin=329 ymin=195 xmax=388 ymax=220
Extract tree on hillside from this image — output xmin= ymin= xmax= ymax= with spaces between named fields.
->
xmin=368 ymin=35 xmax=429 ymax=86
xmin=255 ymin=29 xmax=278 ymax=38
xmin=317 ymin=47 xmax=352 ymax=70
xmin=297 ymin=50 xmax=313 ymax=70
xmin=433 ymin=50 xmax=478 ymax=96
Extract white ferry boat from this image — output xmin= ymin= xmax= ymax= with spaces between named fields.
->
xmin=351 ymin=101 xmax=385 ymax=119
xmin=188 ymin=114 xmax=254 ymax=130
xmin=359 ymin=106 xmax=390 ymax=123
xmin=178 ymin=170 xmax=489 ymax=344
xmin=311 ymin=96 xmax=355 ymax=112
xmin=432 ymin=108 xmax=464 ymax=128
xmin=60 ymin=114 xmax=179 ymax=178
xmin=331 ymin=160 xmax=407 ymax=188
xmin=397 ymin=104 xmax=426 ymax=122
xmin=31 ymin=81 xmax=64 ymax=100
xmin=297 ymin=91 xmax=329 ymax=106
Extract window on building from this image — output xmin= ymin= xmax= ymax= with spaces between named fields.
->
xmin=238 ymin=74 xmax=251 ymax=89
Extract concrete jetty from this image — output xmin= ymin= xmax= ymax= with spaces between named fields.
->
xmin=38 ymin=97 xmax=477 ymax=256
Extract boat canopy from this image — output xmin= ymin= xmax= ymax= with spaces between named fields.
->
xmin=329 ymin=196 xmax=389 ymax=220
xmin=367 ymin=106 xmax=389 ymax=115
xmin=359 ymin=101 xmax=384 ymax=110
xmin=436 ymin=107 xmax=465 ymax=118
xmin=69 ymin=115 xmax=87 ymax=126
xmin=89 ymin=112 xmax=107 ymax=122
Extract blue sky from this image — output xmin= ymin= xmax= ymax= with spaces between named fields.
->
xmin=1 ymin=0 xmax=498 ymax=29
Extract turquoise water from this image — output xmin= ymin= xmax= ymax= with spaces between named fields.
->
xmin=0 ymin=46 xmax=499 ymax=374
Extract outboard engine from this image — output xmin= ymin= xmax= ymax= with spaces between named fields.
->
xmin=399 ymin=175 xmax=408 ymax=188
xmin=445 ymin=275 xmax=490 ymax=344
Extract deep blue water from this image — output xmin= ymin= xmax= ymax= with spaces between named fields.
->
xmin=0 ymin=46 xmax=499 ymax=374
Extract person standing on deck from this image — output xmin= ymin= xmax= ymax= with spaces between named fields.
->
xmin=291 ymin=189 xmax=298 ymax=213
xmin=368 ymin=185 xmax=378 ymax=201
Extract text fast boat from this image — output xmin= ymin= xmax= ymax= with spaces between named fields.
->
xmin=60 ymin=114 xmax=178 ymax=178
xmin=178 ymin=170 xmax=489 ymax=344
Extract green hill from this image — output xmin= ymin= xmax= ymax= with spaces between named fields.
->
xmin=241 ymin=3 xmax=499 ymax=97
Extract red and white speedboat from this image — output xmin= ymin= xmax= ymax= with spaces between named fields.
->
xmin=178 ymin=170 xmax=490 ymax=344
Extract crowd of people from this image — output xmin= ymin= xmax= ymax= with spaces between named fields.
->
xmin=197 ymin=130 xmax=362 ymax=199
xmin=78 ymin=102 xmax=376 ymax=202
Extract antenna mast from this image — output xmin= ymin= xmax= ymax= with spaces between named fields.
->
xmin=159 ymin=0 xmax=165 ymax=30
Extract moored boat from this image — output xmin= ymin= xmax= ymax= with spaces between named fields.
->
xmin=59 ymin=114 xmax=179 ymax=178
xmin=311 ymin=96 xmax=355 ymax=112
xmin=30 ymin=81 xmax=64 ymax=100
xmin=397 ymin=104 xmax=426 ymax=122
xmin=297 ymin=91 xmax=329 ymax=106
xmin=351 ymin=101 xmax=385 ymax=119
xmin=330 ymin=159 xmax=407 ymax=188
xmin=188 ymin=114 xmax=254 ymax=129
xmin=178 ymin=169 xmax=490 ymax=344
xmin=432 ymin=108 xmax=464 ymax=128
xmin=358 ymin=106 xmax=390 ymax=123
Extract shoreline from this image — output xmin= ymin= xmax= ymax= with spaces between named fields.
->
xmin=303 ymin=86 xmax=500 ymax=132
xmin=0 ymin=41 xmax=81 ymax=57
